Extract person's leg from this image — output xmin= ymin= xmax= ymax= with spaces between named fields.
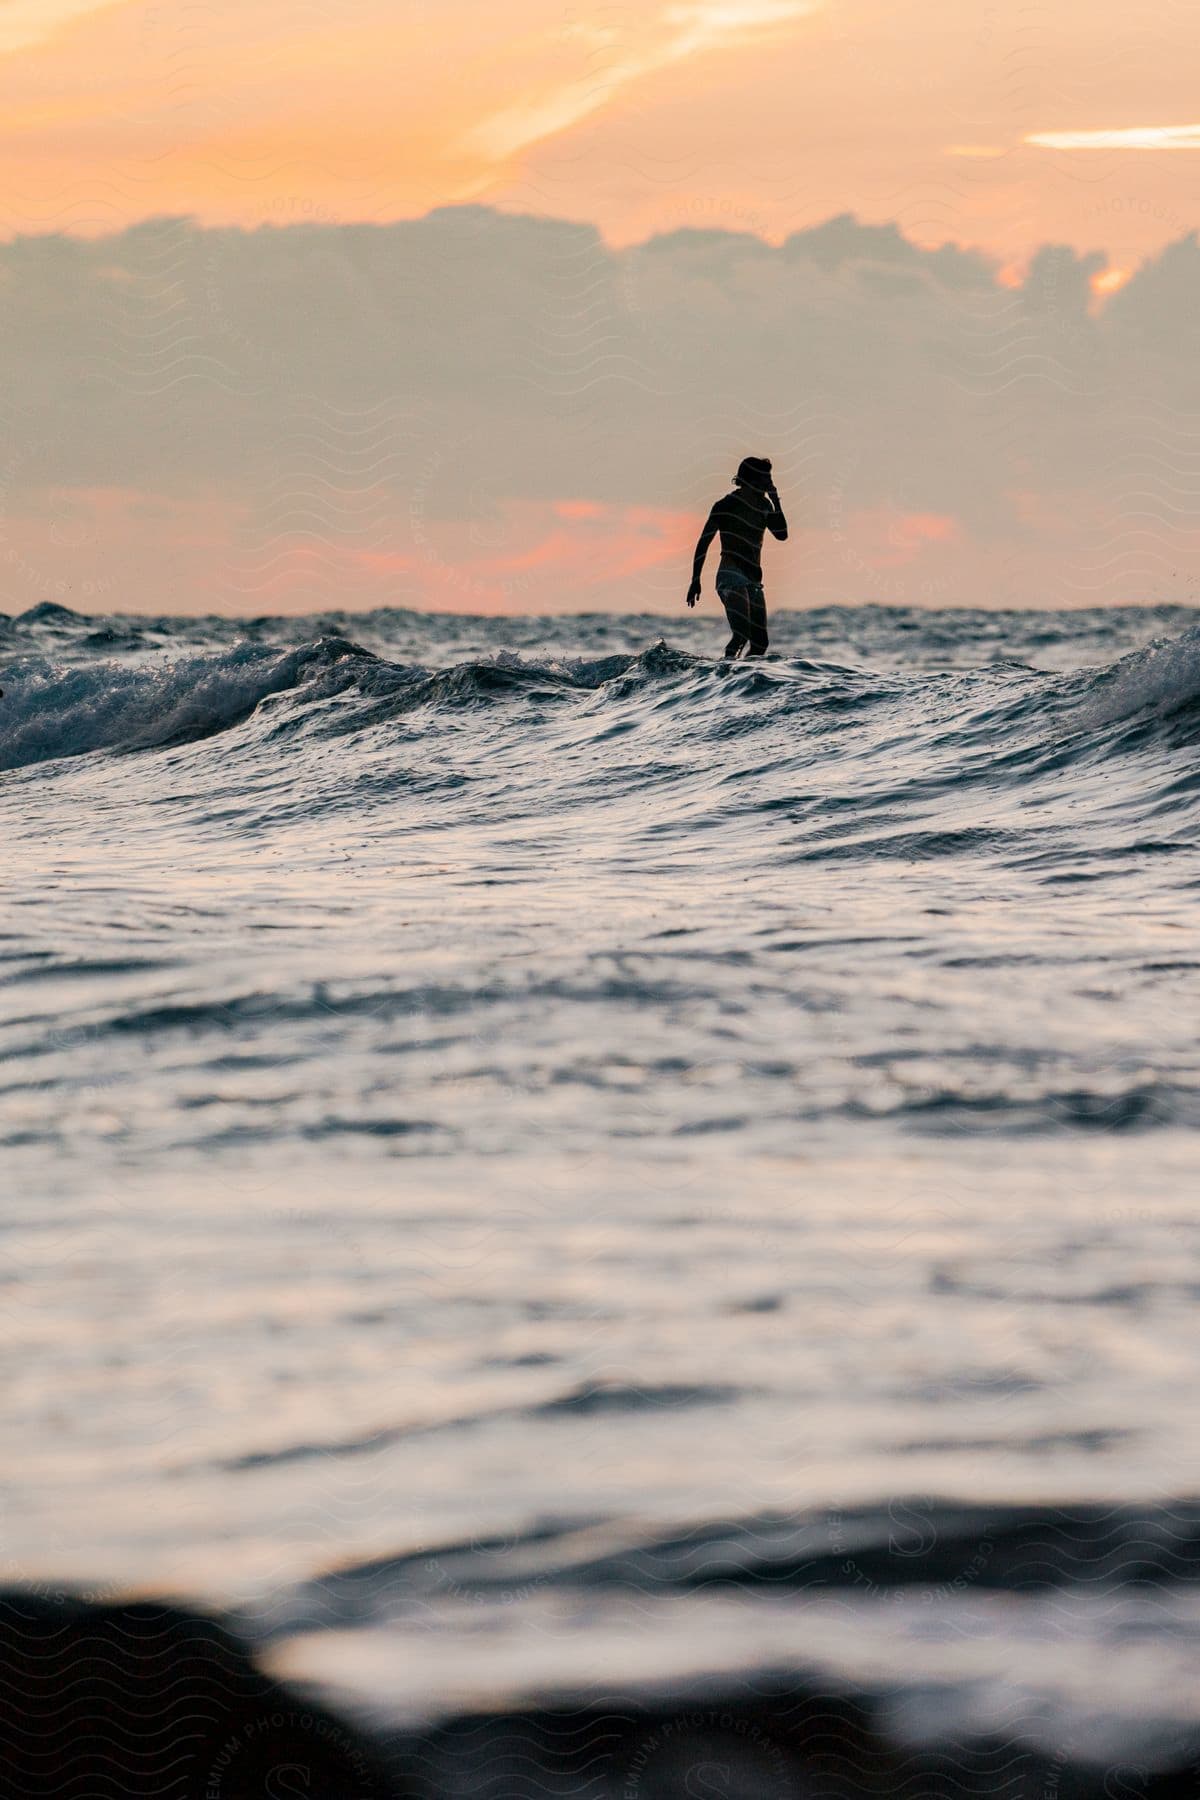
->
xmin=718 ymin=577 xmax=751 ymax=659
xmin=744 ymin=583 xmax=769 ymax=656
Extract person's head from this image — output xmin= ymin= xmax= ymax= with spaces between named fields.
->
xmin=734 ymin=455 xmax=772 ymax=494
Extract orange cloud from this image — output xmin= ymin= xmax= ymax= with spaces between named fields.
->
xmin=2 ymin=0 xmax=1200 ymax=269
xmin=348 ymin=499 xmax=696 ymax=613
xmin=901 ymin=514 xmax=958 ymax=544
xmin=855 ymin=509 xmax=961 ymax=571
xmin=1028 ymin=125 xmax=1200 ymax=151
xmin=0 ymin=0 xmax=107 ymax=54
xmin=462 ymin=1 xmax=820 ymax=164
xmin=1091 ymin=266 xmax=1131 ymax=297
xmin=0 ymin=486 xmax=251 ymax=613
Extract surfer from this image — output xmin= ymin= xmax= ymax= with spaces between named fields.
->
xmin=686 ymin=456 xmax=788 ymax=657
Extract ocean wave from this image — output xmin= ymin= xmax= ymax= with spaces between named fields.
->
xmin=249 ymin=1500 xmax=1200 ymax=1783
xmin=0 ymin=636 xmax=368 ymax=770
xmin=3 ymin=614 xmax=1200 ymax=780
xmin=266 ymin=1499 xmax=1200 ymax=1629
xmin=15 ymin=1575 xmax=1200 ymax=1800
xmin=1076 ymin=625 xmax=1200 ymax=729
xmin=208 ymin=1381 xmax=746 ymax=1475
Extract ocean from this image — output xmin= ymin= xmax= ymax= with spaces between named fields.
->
xmin=3 ymin=599 xmax=1200 ymax=1795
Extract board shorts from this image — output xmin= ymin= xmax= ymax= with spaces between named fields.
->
xmin=716 ymin=568 xmax=768 ymax=653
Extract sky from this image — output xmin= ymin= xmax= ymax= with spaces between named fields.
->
xmin=3 ymin=0 xmax=1200 ymax=613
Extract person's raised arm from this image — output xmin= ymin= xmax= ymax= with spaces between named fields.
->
xmin=687 ymin=507 xmax=718 ymax=607
xmin=765 ymin=481 xmax=788 ymax=541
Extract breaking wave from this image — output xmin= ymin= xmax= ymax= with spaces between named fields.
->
xmin=4 ymin=607 xmax=1200 ymax=787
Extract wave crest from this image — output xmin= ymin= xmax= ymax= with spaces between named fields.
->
xmin=0 ymin=637 xmax=366 ymax=771
xmin=6 ymin=621 xmax=1200 ymax=789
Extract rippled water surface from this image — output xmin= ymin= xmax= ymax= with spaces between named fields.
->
xmin=3 ymin=601 xmax=1199 ymax=1767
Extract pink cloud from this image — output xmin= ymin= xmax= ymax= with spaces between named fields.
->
xmin=852 ymin=508 xmax=961 ymax=570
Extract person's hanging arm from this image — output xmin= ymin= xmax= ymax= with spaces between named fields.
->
xmin=686 ymin=505 xmax=720 ymax=608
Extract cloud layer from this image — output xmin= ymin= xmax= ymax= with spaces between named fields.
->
xmin=2 ymin=206 xmax=1200 ymax=614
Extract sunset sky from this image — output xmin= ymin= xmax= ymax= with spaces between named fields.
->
xmin=4 ymin=0 xmax=1200 ymax=613
xmin=6 ymin=0 xmax=1200 ymax=259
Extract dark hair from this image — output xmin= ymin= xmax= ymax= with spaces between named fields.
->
xmin=735 ymin=455 xmax=772 ymax=492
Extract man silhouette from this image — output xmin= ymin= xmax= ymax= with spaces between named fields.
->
xmin=687 ymin=456 xmax=788 ymax=657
